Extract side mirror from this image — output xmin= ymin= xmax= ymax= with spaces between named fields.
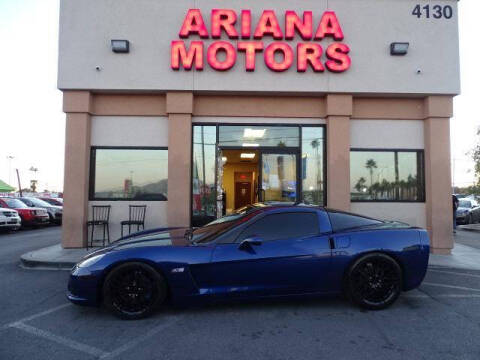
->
xmin=238 ymin=237 xmax=263 ymax=250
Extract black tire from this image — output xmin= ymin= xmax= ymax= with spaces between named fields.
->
xmin=465 ymin=214 xmax=471 ymax=225
xmin=103 ymin=262 xmax=167 ymax=320
xmin=345 ymin=253 xmax=402 ymax=310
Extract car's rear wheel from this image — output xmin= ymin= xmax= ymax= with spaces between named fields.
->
xmin=346 ymin=253 xmax=402 ymax=310
xmin=103 ymin=262 xmax=166 ymax=320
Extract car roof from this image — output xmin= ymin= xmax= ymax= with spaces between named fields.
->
xmin=245 ymin=202 xmax=326 ymax=212
xmin=247 ymin=203 xmax=383 ymax=221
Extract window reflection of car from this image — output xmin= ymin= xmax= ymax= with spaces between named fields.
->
xmin=456 ymin=199 xmax=480 ymax=225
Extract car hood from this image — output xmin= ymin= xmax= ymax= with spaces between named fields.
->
xmin=0 ymin=208 xmax=18 ymax=215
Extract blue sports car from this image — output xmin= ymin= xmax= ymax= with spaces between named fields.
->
xmin=68 ymin=204 xmax=430 ymax=319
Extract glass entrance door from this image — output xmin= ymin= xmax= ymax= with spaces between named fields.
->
xmin=260 ymin=152 xmax=298 ymax=202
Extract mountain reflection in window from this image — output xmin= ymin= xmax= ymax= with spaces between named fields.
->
xmin=92 ymin=148 xmax=168 ymax=201
xmin=350 ymin=150 xmax=425 ymax=202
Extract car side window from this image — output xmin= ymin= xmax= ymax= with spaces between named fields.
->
xmin=237 ymin=212 xmax=319 ymax=242
xmin=328 ymin=211 xmax=382 ymax=232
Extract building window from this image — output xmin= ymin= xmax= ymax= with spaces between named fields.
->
xmin=218 ymin=125 xmax=300 ymax=148
xmin=350 ymin=149 xmax=425 ymax=202
xmin=301 ymin=127 xmax=325 ymax=205
xmin=192 ymin=126 xmax=217 ymax=226
xmin=89 ymin=147 xmax=168 ymax=201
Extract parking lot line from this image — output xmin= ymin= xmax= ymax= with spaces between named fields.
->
xmin=11 ymin=322 xmax=108 ymax=358
xmin=429 ymin=269 xmax=480 ymax=279
xmin=0 ymin=303 xmax=71 ymax=331
xmin=100 ymin=315 xmax=183 ymax=360
xmin=405 ymin=294 xmax=480 ymax=299
xmin=422 ymin=282 xmax=480 ymax=292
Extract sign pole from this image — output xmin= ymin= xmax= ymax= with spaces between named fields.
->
xmin=16 ymin=169 xmax=22 ymax=197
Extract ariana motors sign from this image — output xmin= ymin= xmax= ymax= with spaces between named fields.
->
xmin=171 ymin=9 xmax=351 ymax=73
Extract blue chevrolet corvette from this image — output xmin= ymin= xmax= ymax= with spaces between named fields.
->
xmin=68 ymin=204 xmax=430 ymax=319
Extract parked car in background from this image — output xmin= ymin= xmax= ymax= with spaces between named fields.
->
xmin=0 ymin=197 xmax=49 ymax=227
xmin=40 ymin=197 xmax=63 ymax=206
xmin=18 ymin=197 xmax=62 ymax=225
xmin=456 ymin=199 xmax=480 ymax=224
xmin=0 ymin=208 xmax=21 ymax=232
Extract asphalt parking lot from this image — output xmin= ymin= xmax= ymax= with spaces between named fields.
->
xmin=1 ymin=228 xmax=480 ymax=360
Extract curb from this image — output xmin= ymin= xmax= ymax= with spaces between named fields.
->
xmin=458 ymin=226 xmax=480 ymax=232
xmin=20 ymin=255 xmax=75 ymax=271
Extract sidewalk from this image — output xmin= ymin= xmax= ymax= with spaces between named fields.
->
xmin=21 ymin=238 xmax=480 ymax=271
xmin=20 ymin=244 xmax=93 ymax=270
xmin=429 ymin=243 xmax=480 ymax=270
xmin=459 ymin=224 xmax=480 ymax=232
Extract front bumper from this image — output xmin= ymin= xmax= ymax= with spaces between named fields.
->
xmin=0 ymin=217 xmax=21 ymax=229
xmin=67 ymin=266 xmax=102 ymax=307
xmin=24 ymin=216 xmax=50 ymax=226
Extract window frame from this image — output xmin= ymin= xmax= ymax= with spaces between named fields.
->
xmin=190 ymin=123 xmax=327 ymax=227
xmin=89 ymin=146 xmax=168 ymax=201
xmin=350 ymin=148 xmax=426 ymax=203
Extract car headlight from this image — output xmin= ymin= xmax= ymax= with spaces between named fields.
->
xmin=77 ymin=254 xmax=105 ymax=268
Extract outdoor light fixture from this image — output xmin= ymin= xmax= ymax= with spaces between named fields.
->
xmin=240 ymin=153 xmax=256 ymax=159
xmin=222 ymin=156 xmax=227 ymax=162
xmin=243 ymin=128 xmax=266 ymax=139
xmin=242 ymin=143 xmax=260 ymax=147
xmin=111 ymin=39 xmax=130 ymax=53
xmin=390 ymin=42 xmax=409 ymax=56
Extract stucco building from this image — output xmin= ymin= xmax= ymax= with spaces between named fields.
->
xmin=58 ymin=0 xmax=460 ymax=254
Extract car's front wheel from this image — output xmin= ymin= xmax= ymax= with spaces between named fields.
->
xmin=103 ymin=262 xmax=166 ymax=320
xmin=346 ymin=253 xmax=402 ymax=310
xmin=465 ymin=214 xmax=472 ymax=225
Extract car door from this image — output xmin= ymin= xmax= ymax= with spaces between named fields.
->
xmin=202 ymin=210 xmax=332 ymax=298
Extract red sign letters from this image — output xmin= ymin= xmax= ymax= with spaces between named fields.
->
xmin=171 ymin=9 xmax=351 ymax=73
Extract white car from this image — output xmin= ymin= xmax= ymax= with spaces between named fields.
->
xmin=0 ymin=208 xmax=21 ymax=231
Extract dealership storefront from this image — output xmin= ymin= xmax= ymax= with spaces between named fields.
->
xmin=58 ymin=0 xmax=459 ymax=254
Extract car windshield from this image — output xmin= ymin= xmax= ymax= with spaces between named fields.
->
xmin=43 ymin=198 xmax=62 ymax=205
xmin=2 ymin=198 xmax=28 ymax=208
xmin=459 ymin=200 xmax=472 ymax=208
xmin=190 ymin=205 xmax=260 ymax=244
xmin=23 ymin=198 xmax=51 ymax=207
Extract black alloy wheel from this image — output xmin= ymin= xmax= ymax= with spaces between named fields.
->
xmin=346 ymin=253 xmax=402 ymax=310
xmin=103 ymin=262 xmax=166 ymax=320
